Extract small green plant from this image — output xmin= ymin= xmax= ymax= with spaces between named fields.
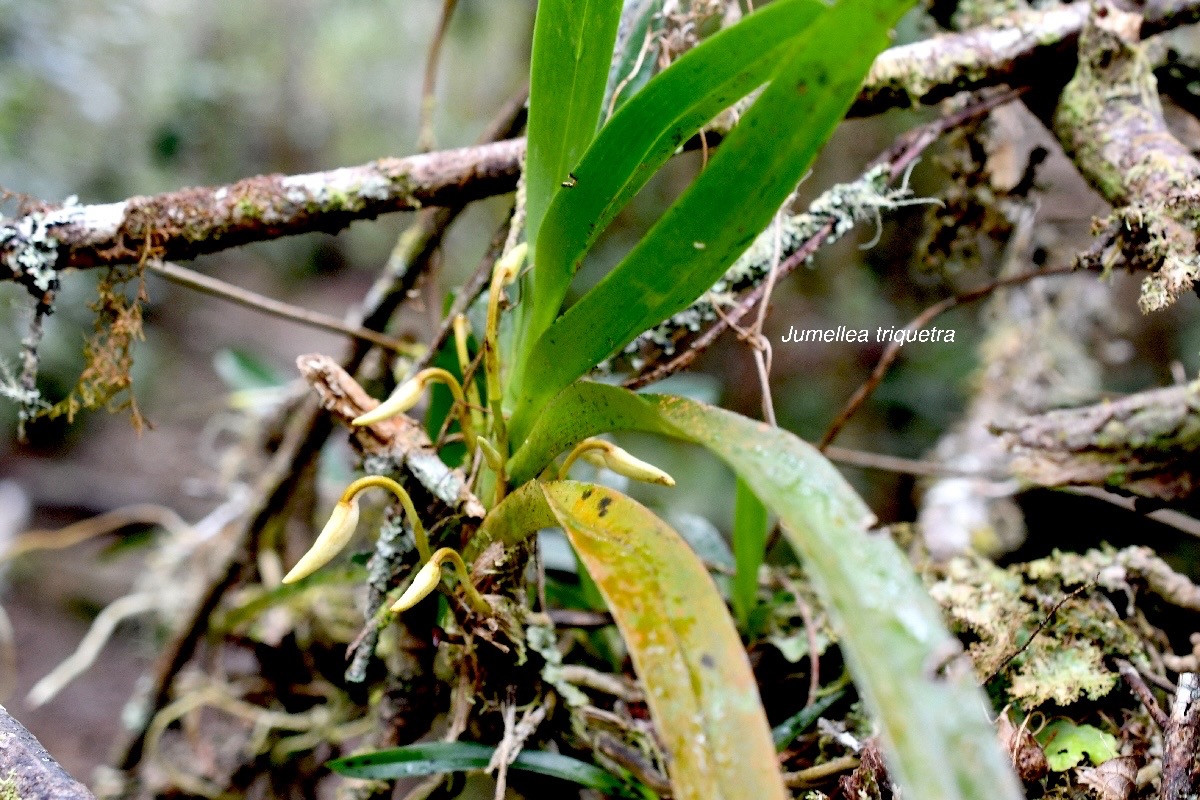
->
xmin=296 ymin=1 xmax=1027 ymax=796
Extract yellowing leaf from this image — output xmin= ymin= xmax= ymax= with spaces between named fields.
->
xmin=476 ymin=480 xmax=787 ymax=800
xmin=505 ymin=382 xmax=1025 ymax=799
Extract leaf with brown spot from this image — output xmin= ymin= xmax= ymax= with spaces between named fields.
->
xmin=505 ymin=382 xmax=1025 ymax=799
xmin=477 ymin=479 xmax=788 ymax=800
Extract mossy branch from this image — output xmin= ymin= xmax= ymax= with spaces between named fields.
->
xmin=994 ymin=379 xmax=1200 ymax=504
xmin=1053 ymin=2 xmax=1200 ymax=311
xmin=854 ymin=0 xmax=1200 ymax=116
xmin=0 ymin=138 xmax=526 ymax=281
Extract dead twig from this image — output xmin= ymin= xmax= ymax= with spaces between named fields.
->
xmin=1161 ymin=672 xmax=1200 ymax=800
xmin=1117 ymin=658 xmax=1170 ymax=729
xmin=984 ymin=582 xmax=1094 ymax=685
xmin=146 ymin=260 xmax=419 ymax=355
xmin=784 ymin=755 xmax=861 ymax=789
xmin=418 ymin=0 xmax=460 ymax=153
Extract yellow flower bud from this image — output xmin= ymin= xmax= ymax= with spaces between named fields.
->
xmin=390 ymin=553 xmax=444 ymax=612
xmin=352 ymin=375 xmax=427 ymax=426
xmin=585 ymin=444 xmax=675 ymax=486
xmin=352 ymin=370 xmax=477 ymax=458
xmin=282 ymin=498 xmax=360 ymax=584
xmin=390 ymin=547 xmax=491 ymax=615
xmin=477 ymin=438 xmax=504 ymax=472
xmin=285 ymin=474 xmax=431 ymax=583
xmin=563 ymin=438 xmax=676 ymax=487
xmin=493 ymin=242 xmax=527 ymax=286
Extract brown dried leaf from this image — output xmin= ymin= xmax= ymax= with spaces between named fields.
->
xmin=1076 ymin=755 xmax=1138 ymax=800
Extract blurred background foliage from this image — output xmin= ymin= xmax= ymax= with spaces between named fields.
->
xmin=3 ymin=0 xmax=1200 ymax=782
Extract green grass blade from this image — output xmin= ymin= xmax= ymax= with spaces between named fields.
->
xmin=503 ymin=381 xmax=1024 ymax=799
xmin=510 ymin=0 xmax=913 ymax=443
xmin=733 ymin=476 xmax=769 ymax=628
xmin=328 ymin=741 xmax=649 ymax=797
xmin=525 ymin=0 xmax=623 ymax=249
xmin=474 ymin=480 xmax=790 ymax=800
xmin=524 ymin=0 xmax=824 ymax=354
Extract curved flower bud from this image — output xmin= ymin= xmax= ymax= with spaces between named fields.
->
xmin=561 ymin=438 xmax=676 ymax=487
xmin=282 ymin=498 xmax=360 ymax=583
xmin=352 ymin=369 xmax=477 ymax=457
xmin=390 ymin=552 xmax=444 ymax=612
xmin=285 ymin=474 xmax=431 ymax=584
xmin=352 ymin=375 xmax=427 ymax=427
xmin=390 ymin=547 xmax=491 ymax=614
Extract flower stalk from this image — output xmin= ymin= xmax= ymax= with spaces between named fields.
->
xmin=282 ymin=474 xmax=430 ymax=584
xmin=482 ymin=242 xmax=526 ymax=502
xmin=452 ymin=313 xmax=486 ymax=445
xmin=352 ymin=367 xmax=477 ymax=457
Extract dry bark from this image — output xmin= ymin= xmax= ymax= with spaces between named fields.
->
xmin=994 ymin=380 xmax=1200 ymax=504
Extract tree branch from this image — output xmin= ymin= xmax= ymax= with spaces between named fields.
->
xmin=853 ymin=0 xmax=1200 ymax=116
xmin=4 ymin=0 xmax=1200 ymax=297
xmin=994 ymin=379 xmax=1200 ymax=504
xmin=145 ymin=260 xmax=418 ymax=354
xmin=0 ymin=138 xmax=525 ymax=284
xmin=1054 ymin=2 xmax=1200 ymax=311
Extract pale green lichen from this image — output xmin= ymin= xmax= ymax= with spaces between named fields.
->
xmin=1008 ymin=642 xmax=1117 ymax=706
xmin=233 ymin=196 xmax=263 ymax=221
xmin=928 ymin=551 xmax=1144 ymax=708
xmin=0 ymin=769 xmax=21 ymax=800
xmin=0 ymin=209 xmax=62 ymax=295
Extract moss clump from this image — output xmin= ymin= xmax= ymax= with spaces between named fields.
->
xmin=45 ymin=263 xmax=148 ymax=430
xmin=928 ymin=550 xmax=1146 ymax=709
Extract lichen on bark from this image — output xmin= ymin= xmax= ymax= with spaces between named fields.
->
xmin=1053 ymin=1 xmax=1200 ymax=311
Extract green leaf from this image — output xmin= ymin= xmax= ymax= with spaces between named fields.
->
xmin=508 ymin=381 xmax=665 ymax=485
xmin=475 ymin=480 xmax=789 ymax=800
xmin=328 ymin=741 xmax=650 ymax=798
xmin=509 ymin=0 xmax=913 ymax=442
xmin=523 ymin=0 xmax=825 ymax=360
xmin=1036 ymin=720 xmax=1119 ymax=772
xmin=525 ymin=0 xmax=623 ymax=249
xmin=504 ymin=382 xmax=1024 ymax=799
xmin=733 ymin=476 xmax=770 ymax=628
